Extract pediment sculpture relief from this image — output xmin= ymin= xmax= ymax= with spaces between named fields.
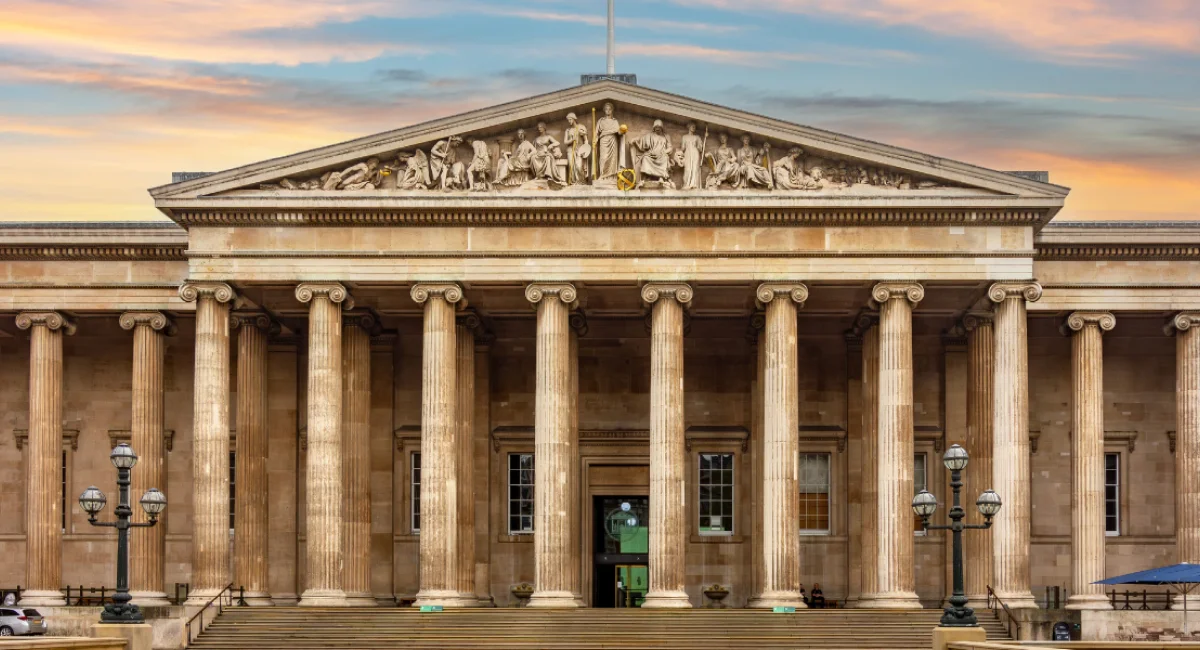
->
xmin=256 ymin=102 xmax=948 ymax=194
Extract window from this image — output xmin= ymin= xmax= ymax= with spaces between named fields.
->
xmin=61 ymin=450 xmax=67 ymax=533
xmin=508 ymin=453 xmax=535 ymax=534
xmin=411 ymin=452 xmax=421 ymax=534
xmin=914 ymin=453 xmax=928 ymax=533
xmin=1105 ymin=453 xmax=1120 ymax=536
xmin=229 ymin=450 xmax=236 ymax=532
xmin=698 ymin=453 xmax=735 ymax=535
xmin=798 ymin=453 xmax=831 ymax=534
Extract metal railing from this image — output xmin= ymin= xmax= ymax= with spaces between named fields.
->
xmin=1108 ymin=589 xmax=1173 ymax=610
xmin=986 ymin=585 xmax=1017 ymax=640
xmin=185 ymin=584 xmax=244 ymax=645
xmin=63 ymin=586 xmax=116 ymax=606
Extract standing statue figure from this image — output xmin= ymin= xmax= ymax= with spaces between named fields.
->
xmin=531 ymin=122 xmax=567 ymax=185
xmin=594 ymin=102 xmax=622 ymax=181
xmin=676 ymin=123 xmax=704 ymax=190
xmin=467 ymin=140 xmax=492 ymax=191
xmin=773 ymin=147 xmax=818 ymax=190
xmin=630 ymin=119 xmax=675 ymax=189
xmin=564 ymin=113 xmax=591 ymax=185
xmin=704 ymin=134 xmax=738 ymax=189
xmin=430 ymin=135 xmax=466 ymax=191
xmin=496 ymin=129 xmax=536 ymax=186
xmin=735 ymin=135 xmax=773 ymax=189
xmin=395 ymin=150 xmax=431 ymax=190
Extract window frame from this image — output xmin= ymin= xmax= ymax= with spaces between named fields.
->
xmin=411 ymin=451 xmax=422 ymax=535
xmin=1105 ymin=451 xmax=1120 ymax=537
xmin=798 ymin=452 xmax=832 ymax=535
xmin=507 ymin=452 xmax=535 ymax=536
xmin=913 ymin=451 xmax=928 ymax=536
xmin=697 ymin=452 xmax=735 ymax=537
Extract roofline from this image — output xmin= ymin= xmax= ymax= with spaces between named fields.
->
xmin=0 ymin=221 xmax=183 ymax=230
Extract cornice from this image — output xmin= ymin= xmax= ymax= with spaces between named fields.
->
xmin=14 ymin=429 xmax=80 ymax=451
xmin=107 ymin=429 xmax=176 ymax=452
xmin=1037 ymin=244 xmax=1200 ymax=261
xmin=0 ymin=245 xmax=187 ymax=261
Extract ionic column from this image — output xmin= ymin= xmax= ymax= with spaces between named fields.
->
xmin=525 ymin=283 xmax=582 ymax=608
xmin=857 ymin=312 xmax=880 ymax=607
xmin=751 ymin=283 xmax=809 ymax=609
xmin=568 ymin=310 xmax=589 ymax=604
xmin=296 ymin=283 xmax=353 ymax=606
xmin=962 ymin=313 xmax=995 ymax=604
xmin=121 ymin=312 xmax=174 ymax=607
xmin=412 ymin=283 xmax=475 ymax=607
xmin=179 ymin=283 xmax=237 ymax=604
xmin=340 ymin=312 xmax=376 ymax=606
xmin=641 ymin=282 xmax=692 ymax=609
xmin=1063 ymin=312 xmax=1115 ymax=609
xmin=229 ymin=313 xmax=274 ymax=606
xmin=1171 ymin=314 xmax=1200 ymax=568
xmin=988 ymin=282 xmax=1041 ymax=609
xmin=862 ymin=282 xmax=923 ymax=609
xmin=454 ymin=312 xmax=479 ymax=604
xmin=16 ymin=312 xmax=75 ymax=607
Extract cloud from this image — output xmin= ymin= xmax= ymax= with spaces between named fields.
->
xmin=592 ymin=41 xmax=917 ymax=67
xmin=667 ymin=0 xmax=1200 ymax=60
xmin=478 ymin=8 xmax=746 ymax=34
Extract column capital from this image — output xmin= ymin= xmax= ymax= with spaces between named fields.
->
xmin=871 ymin=282 xmax=924 ymax=305
xmin=987 ymin=281 xmax=1042 ymax=304
xmin=641 ymin=282 xmax=693 ymax=306
xmin=524 ymin=283 xmax=577 ymax=305
xmin=1063 ymin=311 xmax=1116 ymax=335
xmin=411 ymin=282 xmax=464 ymax=305
xmin=755 ymin=282 xmax=808 ymax=308
xmin=230 ymin=311 xmax=280 ymax=336
xmin=344 ymin=310 xmax=381 ymax=336
xmin=16 ymin=312 xmax=76 ymax=335
xmin=961 ymin=311 xmax=994 ymax=332
xmin=179 ymin=282 xmax=237 ymax=304
xmin=119 ymin=311 xmax=176 ymax=336
xmin=1166 ymin=312 xmax=1200 ymax=336
xmin=296 ymin=282 xmax=354 ymax=309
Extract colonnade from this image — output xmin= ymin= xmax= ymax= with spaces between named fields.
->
xmin=13 ymin=278 xmax=1200 ymax=609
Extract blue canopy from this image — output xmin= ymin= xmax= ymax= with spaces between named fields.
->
xmin=1095 ymin=563 xmax=1200 ymax=586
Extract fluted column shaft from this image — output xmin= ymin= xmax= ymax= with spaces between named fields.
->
xmin=859 ymin=321 xmax=880 ymax=606
xmin=640 ymin=283 xmax=692 ymax=609
xmin=568 ymin=312 xmax=588 ymax=603
xmin=963 ymin=315 xmax=995 ymax=603
xmin=230 ymin=316 xmax=271 ymax=605
xmin=1066 ymin=312 xmax=1115 ymax=609
xmin=180 ymin=284 xmax=236 ymax=604
xmin=297 ymin=283 xmax=351 ymax=606
xmin=454 ymin=320 xmax=477 ymax=603
xmin=17 ymin=312 xmax=74 ymax=606
xmin=123 ymin=312 xmax=172 ymax=606
xmin=863 ymin=283 xmax=923 ymax=609
xmin=412 ymin=284 xmax=474 ymax=607
xmin=1173 ymin=314 xmax=1200 ymax=566
xmin=340 ymin=315 xmax=375 ymax=606
xmin=989 ymin=282 xmax=1041 ymax=609
xmin=526 ymin=283 xmax=581 ymax=608
xmin=753 ymin=284 xmax=808 ymax=608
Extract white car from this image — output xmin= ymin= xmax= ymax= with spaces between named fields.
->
xmin=0 ymin=608 xmax=46 ymax=636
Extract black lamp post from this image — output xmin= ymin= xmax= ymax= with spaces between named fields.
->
xmin=77 ymin=443 xmax=167 ymax=624
xmin=912 ymin=443 xmax=1002 ymax=627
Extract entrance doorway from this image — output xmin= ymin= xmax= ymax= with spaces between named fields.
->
xmin=592 ymin=496 xmax=649 ymax=608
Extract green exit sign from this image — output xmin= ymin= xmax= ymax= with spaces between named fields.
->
xmin=419 ymin=605 xmax=443 ymax=612
xmin=772 ymin=606 xmax=796 ymax=613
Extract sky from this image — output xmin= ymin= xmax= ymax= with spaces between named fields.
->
xmin=1 ymin=0 xmax=1198 ymax=222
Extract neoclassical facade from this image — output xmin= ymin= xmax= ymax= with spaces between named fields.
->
xmin=0 ymin=82 xmax=1195 ymax=613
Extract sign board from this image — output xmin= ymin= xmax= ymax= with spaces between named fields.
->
xmin=1053 ymin=622 xmax=1071 ymax=641
xmin=772 ymin=606 xmax=796 ymax=613
xmin=420 ymin=605 xmax=444 ymax=613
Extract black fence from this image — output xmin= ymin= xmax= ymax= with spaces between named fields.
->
xmin=1109 ymin=589 xmax=1173 ymax=610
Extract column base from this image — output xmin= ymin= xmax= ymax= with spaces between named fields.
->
xmin=526 ymin=590 xmax=583 ymax=608
xmin=993 ymin=590 xmax=1039 ymax=609
xmin=641 ymin=590 xmax=692 ymax=609
xmin=851 ymin=594 xmax=875 ymax=609
xmin=932 ymin=626 xmax=987 ymax=650
xmin=299 ymin=589 xmax=349 ymax=607
xmin=184 ymin=587 xmax=225 ymax=607
xmin=19 ymin=589 xmax=66 ymax=607
xmin=414 ymin=589 xmax=479 ymax=608
xmin=1066 ymin=593 xmax=1111 ymax=610
xmin=859 ymin=591 xmax=923 ymax=609
xmin=240 ymin=591 xmax=275 ymax=607
xmin=343 ymin=593 xmax=379 ymax=607
xmin=129 ymin=591 xmax=173 ymax=607
xmin=747 ymin=592 xmax=808 ymax=609
xmin=271 ymin=594 xmax=300 ymax=606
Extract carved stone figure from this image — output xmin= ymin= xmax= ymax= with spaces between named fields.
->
xmin=676 ymin=123 xmax=704 ymax=190
xmin=322 ymin=157 xmax=381 ymax=191
xmin=806 ymin=166 xmax=846 ymax=190
xmin=496 ymin=129 xmax=535 ymax=186
xmin=704 ymin=134 xmax=738 ymax=189
xmin=594 ymin=102 xmax=621 ymax=180
xmin=531 ymin=122 xmax=567 ymax=185
xmin=430 ymin=136 xmax=465 ymax=191
xmin=467 ymin=140 xmax=492 ymax=191
xmin=630 ymin=119 xmax=675 ymax=189
xmin=396 ymin=150 xmax=430 ymax=190
xmin=773 ymin=148 xmax=818 ymax=190
xmin=564 ymin=113 xmax=591 ymax=185
xmin=734 ymin=135 xmax=773 ymax=189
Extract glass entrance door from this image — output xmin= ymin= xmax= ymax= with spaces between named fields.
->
xmin=614 ymin=564 xmax=649 ymax=608
xmin=593 ymin=496 xmax=649 ymax=607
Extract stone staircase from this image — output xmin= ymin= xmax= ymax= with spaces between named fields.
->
xmin=190 ymin=607 xmax=1012 ymax=649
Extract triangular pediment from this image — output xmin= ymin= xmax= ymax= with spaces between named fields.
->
xmin=150 ymin=81 xmax=1068 ymax=206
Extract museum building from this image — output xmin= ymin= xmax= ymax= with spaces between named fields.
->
xmin=0 ymin=82 xmax=1195 ymax=613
